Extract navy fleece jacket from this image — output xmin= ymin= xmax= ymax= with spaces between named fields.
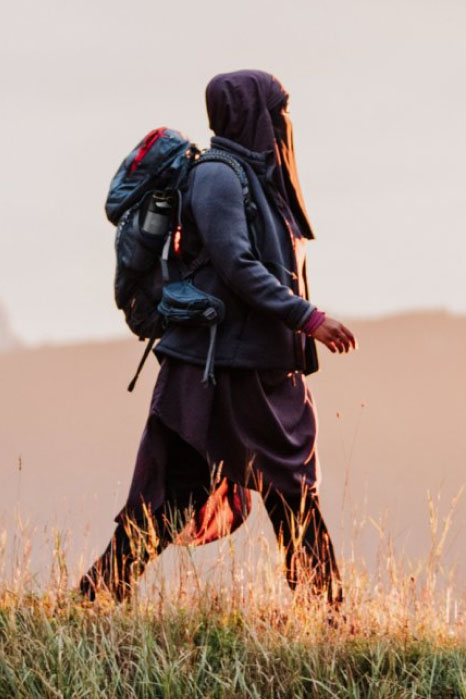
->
xmin=156 ymin=143 xmax=318 ymax=373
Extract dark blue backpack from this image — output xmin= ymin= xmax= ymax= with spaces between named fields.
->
xmin=105 ymin=128 xmax=256 ymax=390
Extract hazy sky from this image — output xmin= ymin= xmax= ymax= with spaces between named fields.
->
xmin=1 ymin=0 xmax=465 ymax=345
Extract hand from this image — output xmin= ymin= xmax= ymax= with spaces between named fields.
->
xmin=311 ymin=316 xmax=357 ymax=354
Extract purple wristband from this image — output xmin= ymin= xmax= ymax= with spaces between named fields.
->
xmin=302 ymin=308 xmax=326 ymax=336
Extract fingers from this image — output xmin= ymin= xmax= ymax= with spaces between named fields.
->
xmin=316 ymin=331 xmax=344 ymax=353
xmin=312 ymin=317 xmax=358 ymax=354
xmin=333 ymin=328 xmax=353 ymax=353
xmin=340 ymin=324 xmax=357 ymax=350
xmin=332 ymin=323 xmax=358 ymax=353
xmin=332 ymin=335 xmax=347 ymax=353
xmin=326 ymin=326 xmax=347 ymax=353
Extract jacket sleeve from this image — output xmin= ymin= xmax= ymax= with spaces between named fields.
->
xmin=190 ymin=162 xmax=314 ymax=330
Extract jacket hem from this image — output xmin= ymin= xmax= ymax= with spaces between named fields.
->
xmin=154 ymin=346 xmax=313 ymax=373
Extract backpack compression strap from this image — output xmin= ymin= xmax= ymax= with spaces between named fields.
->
xmin=127 ymin=315 xmax=164 ymax=392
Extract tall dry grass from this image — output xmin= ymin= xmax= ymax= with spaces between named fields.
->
xmin=0 ymin=481 xmax=465 ymax=698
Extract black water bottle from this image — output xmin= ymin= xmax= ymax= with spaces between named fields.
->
xmin=142 ymin=191 xmax=175 ymax=238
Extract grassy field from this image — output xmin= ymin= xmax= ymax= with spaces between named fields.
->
xmin=0 ymin=494 xmax=465 ymax=698
xmin=1 ymin=597 xmax=465 ymax=698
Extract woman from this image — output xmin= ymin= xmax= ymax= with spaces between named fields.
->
xmin=80 ymin=70 xmax=357 ymax=604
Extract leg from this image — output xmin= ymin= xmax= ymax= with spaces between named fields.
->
xmin=79 ymin=428 xmax=213 ymax=602
xmin=262 ymin=487 xmax=343 ymax=604
xmin=79 ymin=517 xmax=159 ymax=603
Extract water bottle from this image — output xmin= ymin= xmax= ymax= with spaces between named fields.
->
xmin=142 ymin=191 xmax=176 ymax=237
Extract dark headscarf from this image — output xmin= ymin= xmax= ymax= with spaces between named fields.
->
xmin=205 ymin=70 xmax=314 ymax=239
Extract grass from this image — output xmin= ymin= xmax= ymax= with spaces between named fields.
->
xmin=0 ymin=590 xmax=465 ymax=698
xmin=0 ymin=488 xmax=465 ymax=697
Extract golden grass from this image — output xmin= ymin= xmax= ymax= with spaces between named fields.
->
xmin=0 ymin=486 xmax=465 ymax=697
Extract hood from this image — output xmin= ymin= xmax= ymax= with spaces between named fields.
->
xmin=205 ymin=69 xmax=314 ymax=239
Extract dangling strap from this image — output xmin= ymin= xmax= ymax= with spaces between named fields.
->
xmin=160 ymin=230 xmax=172 ymax=283
xmin=202 ymin=324 xmax=218 ymax=386
xmin=182 ymin=249 xmax=210 ymax=280
xmin=160 ymin=189 xmax=183 ymax=283
xmin=127 ymin=317 xmax=163 ymax=392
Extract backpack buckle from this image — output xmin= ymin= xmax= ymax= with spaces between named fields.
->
xmin=203 ymin=307 xmax=217 ymax=322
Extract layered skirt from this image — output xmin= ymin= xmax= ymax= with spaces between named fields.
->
xmin=116 ymin=357 xmax=321 ymax=543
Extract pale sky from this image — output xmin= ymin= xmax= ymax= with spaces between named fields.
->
xmin=1 ymin=0 xmax=465 ymax=345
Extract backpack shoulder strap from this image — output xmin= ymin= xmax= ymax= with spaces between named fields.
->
xmin=190 ymin=149 xmax=260 ymax=257
xmin=191 ymin=149 xmax=257 ymax=221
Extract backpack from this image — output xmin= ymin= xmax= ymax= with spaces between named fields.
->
xmin=105 ymin=128 xmax=257 ymax=390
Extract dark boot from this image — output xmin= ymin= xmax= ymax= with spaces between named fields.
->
xmin=79 ymin=520 xmax=153 ymax=603
xmin=262 ymin=487 xmax=343 ymax=605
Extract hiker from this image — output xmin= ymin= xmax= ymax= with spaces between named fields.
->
xmin=79 ymin=69 xmax=357 ymax=604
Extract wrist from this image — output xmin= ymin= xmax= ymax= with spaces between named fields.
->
xmin=301 ymin=308 xmax=326 ymax=336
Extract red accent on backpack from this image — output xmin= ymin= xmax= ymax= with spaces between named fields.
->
xmin=173 ymin=225 xmax=182 ymax=256
xmin=130 ymin=127 xmax=167 ymax=173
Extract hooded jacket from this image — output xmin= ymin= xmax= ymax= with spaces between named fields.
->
xmin=155 ymin=70 xmax=319 ymax=374
xmin=155 ymin=137 xmax=319 ymax=373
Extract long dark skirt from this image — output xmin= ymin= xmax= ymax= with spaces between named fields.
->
xmin=117 ymin=356 xmax=321 ymax=522
xmin=82 ymin=357 xmax=341 ymax=603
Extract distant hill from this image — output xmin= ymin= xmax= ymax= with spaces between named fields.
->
xmin=0 ymin=311 xmax=465 ymax=586
xmin=0 ymin=301 xmax=20 ymax=352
